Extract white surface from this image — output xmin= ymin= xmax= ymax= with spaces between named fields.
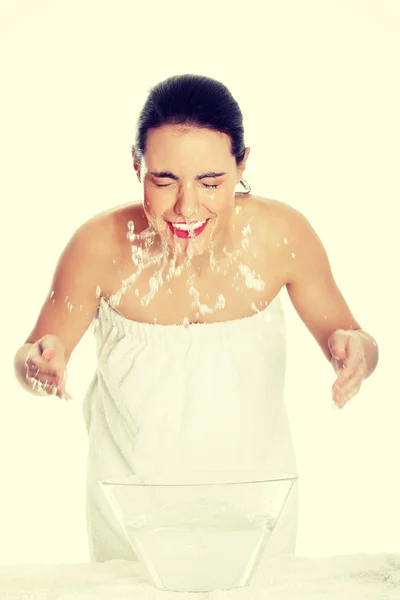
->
xmin=0 ymin=554 xmax=399 ymax=599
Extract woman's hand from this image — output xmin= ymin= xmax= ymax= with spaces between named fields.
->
xmin=25 ymin=334 xmax=72 ymax=400
xmin=328 ymin=329 xmax=368 ymax=409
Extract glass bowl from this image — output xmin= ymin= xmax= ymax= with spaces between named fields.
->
xmin=99 ymin=470 xmax=298 ymax=592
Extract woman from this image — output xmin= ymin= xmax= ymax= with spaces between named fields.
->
xmin=13 ymin=74 xmax=378 ymax=562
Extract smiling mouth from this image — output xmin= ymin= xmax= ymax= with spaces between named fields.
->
xmin=166 ymin=219 xmax=210 ymax=238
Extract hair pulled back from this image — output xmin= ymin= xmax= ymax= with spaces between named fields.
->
xmin=133 ymin=74 xmax=251 ymax=193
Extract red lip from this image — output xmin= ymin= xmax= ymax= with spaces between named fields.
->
xmin=167 ymin=219 xmax=210 ymax=239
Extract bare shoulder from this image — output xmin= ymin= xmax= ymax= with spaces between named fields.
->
xmin=241 ymin=193 xmax=300 ymax=246
xmin=242 ymin=194 xmax=321 ymax=282
xmin=78 ymin=200 xmax=143 ymax=245
xmin=93 ymin=201 xmax=147 ymax=235
xmin=247 ymin=194 xmax=316 ymax=238
xmin=253 ymin=195 xmax=336 ymax=284
xmin=243 ymin=194 xmax=297 ymax=223
xmin=87 ymin=202 xmax=148 ymax=290
xmin=70 ymin=207 xmax=120 ymax=266
xmin=52 ymin=204 xmax=136 ymax=299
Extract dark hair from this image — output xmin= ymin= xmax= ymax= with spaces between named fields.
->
xmin=133 ymin=74 xmax=251 ymax=194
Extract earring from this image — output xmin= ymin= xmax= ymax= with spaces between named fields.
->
xmin=240 ymin=178 xmax=251 ymax=194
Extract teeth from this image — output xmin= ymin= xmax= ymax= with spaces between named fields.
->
xmin=172 ymin=220 xmax=206 ymax=231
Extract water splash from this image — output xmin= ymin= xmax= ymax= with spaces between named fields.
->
xmin=109 ymin=206 xmax=266 ymax=320
xmin=238 ymin=264 xmax=266 ymax=292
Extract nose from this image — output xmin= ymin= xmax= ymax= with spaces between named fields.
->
xmin=174 ymin=184 xmax=200 ymax=220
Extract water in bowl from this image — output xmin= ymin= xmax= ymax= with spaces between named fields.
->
xmin=124 ymin=499 xmax=277 ymax=592
xmin=99 ymin=470 xmax=297 ymax=592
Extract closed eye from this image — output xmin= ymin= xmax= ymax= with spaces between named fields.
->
xmin=155 ymin=183 xmax=218 ymax=189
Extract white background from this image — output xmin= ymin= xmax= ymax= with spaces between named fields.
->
xmin=0 ymin=0 xmax=398 ymax=564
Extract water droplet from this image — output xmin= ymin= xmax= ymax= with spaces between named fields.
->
xmin=110 ymin=291 xmax=122 ymax=308
xmin=126 ymin=220 xmax=136 ymax=241
xmin=215 ymin=294 xmax=226 ymax=310
xmin=199 ymin=304 xmax=214 ymax=315
xmin=183 ymin=316 xmax=190 ymax=327
xmin=291 ymin=252 xmax=296 ymax=258
xmin=95 ymin=285 xmax=101 ymax=298
xmin=238 ymin=264 xmax=266 ymax=291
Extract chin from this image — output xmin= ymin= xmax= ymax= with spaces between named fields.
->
xmin=168 ymin=238 xmax=205 ymax=255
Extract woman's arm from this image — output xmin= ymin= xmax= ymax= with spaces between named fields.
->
xmin=14 ymin=214 xmax=113 ymax=394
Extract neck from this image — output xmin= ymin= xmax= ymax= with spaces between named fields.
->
xmin=171 ymin=220 xmax=236 ymax=274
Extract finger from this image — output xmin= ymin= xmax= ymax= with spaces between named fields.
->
xmin=55 ymin=386 xmax=73 ymax=401
xmin=26 ymin=365 xmax=67 ymax=390
xmin=54 ymin=368 xmax=68 ymax=389
xmin=333 ymin=373 xmax=362 ymax=406
xmin=26 ymin=372 xmax=58 ymax=389
xmin=334 ymin=367 xmax=353 ymax=387
xmin=26 ymin=357 xmax=59 ymax=377
xmin=331 ymin=356 xmax=346 ymax=376
xmin=27 ymin=367 xmax=58 ymax=382
xmin=26 ymin=366 xmax=59 ymax=384
xmin=26 ymin=376 xmax=69 ymax=400
xmin=42 ymin=380 xmax=60 ymax=394
xmin=27 ymin=355 xmax=67 ymax=381
xmin=53 ymin=373 xmax=70 ymax=397
xmin=26 ymin=363 xmax=56 ymax=381
xmin=335 ymin=352 xmax=366 ymax=386
xmin=42 ymin=348 xmax=57 ymax=362
xmin=337 ymin=373 xmax=362 ymax=398
xmin=26 ymin=376 xmax=55 ymax=394
xmin=341 ymin=341 xmax=365 ymax=374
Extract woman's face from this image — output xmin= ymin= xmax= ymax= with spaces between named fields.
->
xmin=132 ymin=124 xmax=249 ymax=260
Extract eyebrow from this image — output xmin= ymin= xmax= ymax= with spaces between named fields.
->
xmin=150 ymin=171 xmax=226 ymax=180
